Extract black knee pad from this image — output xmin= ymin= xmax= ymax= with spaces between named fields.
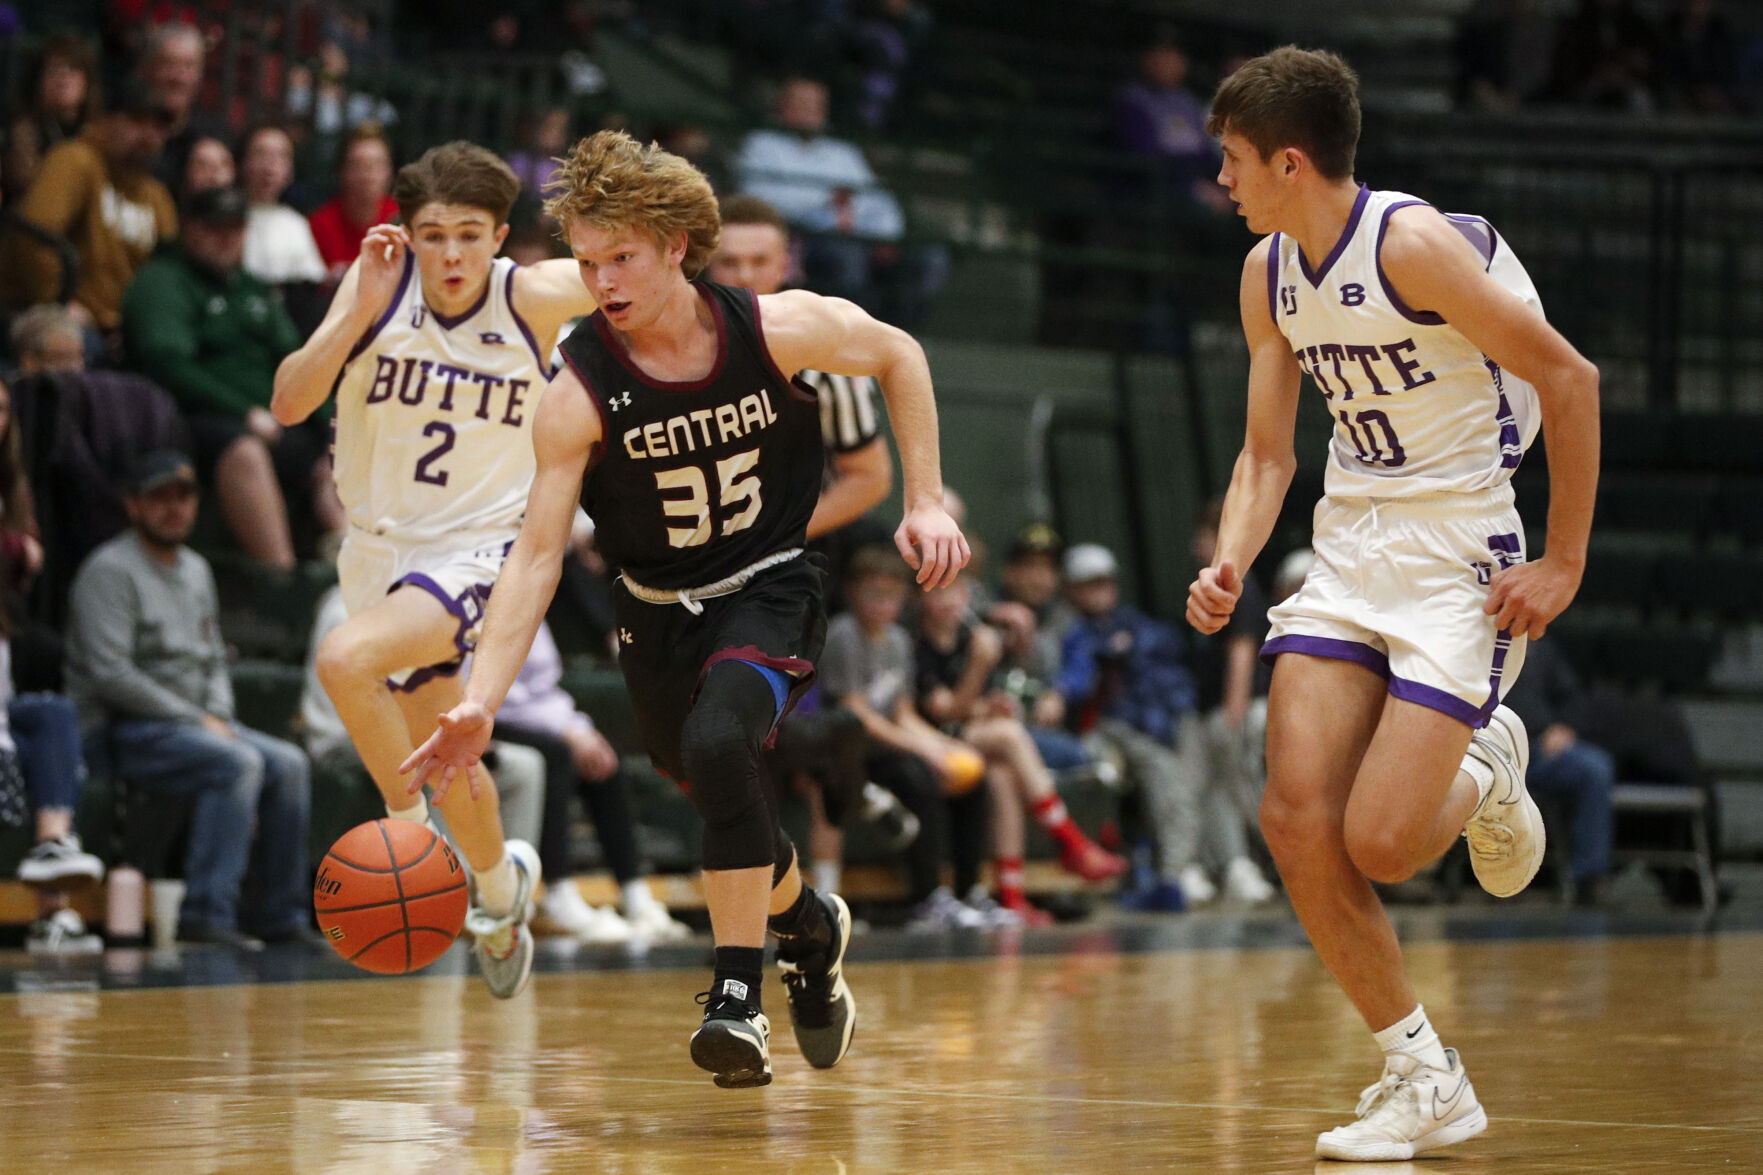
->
xmin=680 ymin=663 xmax=784 ymax=872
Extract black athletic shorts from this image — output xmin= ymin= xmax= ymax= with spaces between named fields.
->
xmin=611 ymin=553 xmax=828 ymax=783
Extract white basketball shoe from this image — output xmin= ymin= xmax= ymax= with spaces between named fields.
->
xmin=1462 ymin=704 xmax=1545 ymax=898
xmin=1315 ymin=1048 xmax=1487 ymax=1161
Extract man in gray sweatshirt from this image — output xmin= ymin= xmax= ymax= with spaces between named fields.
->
xmin=65 ymin=450 xmax=313 ymax=948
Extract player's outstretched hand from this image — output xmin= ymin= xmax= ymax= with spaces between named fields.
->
xmin=400 ymin=700 xmax=495 ymax=803
xmin=357 ymin=223 xmax=411 ymax=316
xmin=896 ymin=502 xmax=971 ymax=590
xmin=1186 ymin=561 xmax=1242 ymax=635
xmin=1484 ymin=554 xmax=1581 ymax=639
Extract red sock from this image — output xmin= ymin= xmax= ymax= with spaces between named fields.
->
xmin=996 ymin=857 xmax=1027 ymax=907
xmin=1032 ymin=795 xmax=1087 ymax=855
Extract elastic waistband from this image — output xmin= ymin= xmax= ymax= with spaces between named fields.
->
xmin=344 ymin=522 xmax=516 ymax=556
xmin=619 ymin=548 xmax=804 ymax=615
xmin=1323 ymin=483 xmax=1515 ymax=523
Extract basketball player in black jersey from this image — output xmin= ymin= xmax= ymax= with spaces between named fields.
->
xmin=404 ymin=130 xmax=969 ymax=1088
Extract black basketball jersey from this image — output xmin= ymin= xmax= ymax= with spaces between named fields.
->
xmin=560 ymin=281 xmax=824 ymax=591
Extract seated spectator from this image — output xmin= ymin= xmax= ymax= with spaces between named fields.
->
xmin=4 ymin=33 xmax=99 ymax=202
xmin=7 ymin=682 xmax=102 ymax=954
xmin=0 ymin=78 xmax=178 ymax=342
xmin=140 ymin=21 xmax=221 ymax=191
xmin=504 ymin=106 xmax=571 ymax=197
xmin=916 ymin=576 xmax=1126 ymax=924
xmin=1500 ymin=638 xmax=1615 ymax=906
xmin=1113 ymin=35 xmax=1231 ymax=214
xmin=1453 ymin=0 xmax=1559 ymax=112
xmin=176 ymin=133 xmax=234 ymax=205
xmin=308 ymin=125 xmax=398 ymax=287
xmin=1657 ymin=0 xmax=1740 ymax=113
xmin=734 ymin=76 xmax=906 ymax=309
xmin=239 ymin=122 xmax=327 ymax=331
xmin=122 ymin=186 xmax=340 ymax=570
xmin=1184 ymin=502 xmax=1276 ymax=903
xmin=989 ymin=523 xmax=1086 ymax=769
xmin=819 ymin=545 xmax=987 ymax=929
xmin=1057 ymin=543 xmax=1218 ymax=908
xmin=1543 ymin=0 xmax=1656 ymax=111
xmin=10 ymin=303 xmax=86 ymax=375
xmin=494 ymin=619 xmax=692 ymax=944
xmin=285 ymin=40 xmax=400 ymax=140
xmin=850 ymin=0 xmax=933 ymax=130
xmin=65 ymin=451 xmax=315 ymax=949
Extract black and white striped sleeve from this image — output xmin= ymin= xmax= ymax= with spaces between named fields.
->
xmin=806 ymin=369 xmax=885 ymax=454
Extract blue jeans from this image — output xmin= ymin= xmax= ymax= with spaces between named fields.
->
xmin=1526 ymin=740 xmax=1615 ymax=882
xmin=11 ymin=693 xmax=84 ymax=813
xmin=107 ymin=718 xmax=311 ymax=934
xmin=1028 ymin=725 xmax=1090 ymax=772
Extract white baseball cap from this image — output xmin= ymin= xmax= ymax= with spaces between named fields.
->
xmin=1062 ymin=543 xmax=1118 ymax=583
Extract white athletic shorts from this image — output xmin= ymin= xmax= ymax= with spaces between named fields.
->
xmin=1261 ymin=485 xmax=1527 ymax=730
xmin=337 ymin=526 xmax=515 ymax=692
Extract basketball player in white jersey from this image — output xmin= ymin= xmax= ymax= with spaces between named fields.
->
xmin=271 ymin=142 xmax=597 ymax=998
xmin=1187 ymin=49 xmax=1599 ymax=1160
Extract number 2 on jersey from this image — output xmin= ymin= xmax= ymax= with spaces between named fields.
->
xmin=414 ymin=421 xmax=456 ymax=485
xmin=656 ymin=448 xmax=763 ymax=548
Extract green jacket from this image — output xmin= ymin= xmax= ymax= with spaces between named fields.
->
xmin=121 ymin=244 xmax=303 ymax=419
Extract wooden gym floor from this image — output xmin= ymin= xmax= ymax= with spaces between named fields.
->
xmin=3 ymin=906 xmax=1762 ymax=1174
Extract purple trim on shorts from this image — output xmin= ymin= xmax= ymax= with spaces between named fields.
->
xmin=343 ymin=251 xmax=414 ymax=364
xmin=1266 ymin=232 xmax=1282 ymax=320
xmin=696 ymin=645 xmax=818 ymax=750
xmin=1260 ymin=634 xmax=1390 ymax=677
xmin=1389 ymin=675 xmax=1487 ymax=728
xmin=383 ymin=571 xmax=492 ymax=694
xmin=1375 ymin=200 xmax=1443 ymax=326
xmin=1299 ymin=184 xmax=1370 ymax=287
xmin=506 ymin=264 xmax=550 ymax=373
xmin=430 ymin=274 xmax=491 ymax=331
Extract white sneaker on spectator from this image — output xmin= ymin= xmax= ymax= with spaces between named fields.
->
xmin=1177 ymin=865 xmax=1218 ymax=906
xmin=1224 ymin=857 xmax=1276 ymax=903
xmin=26 ymin=908 xmax=103 ymax=955
xmin=625 ymin=888 xmax=692 ymax=942
xmin=962 ymin=886 xmax=1025 ymax=928
xmin=18 ymin=835 xmax=104 ymax=885
xmin=906 ymin=886 xmax=988 ymax=931
xmin=1315 ymin=1048 xmax=1487 ymax=1160
xmin=541 ymin=880 xmax=600 ymax=937
xmin=580 ymin=904 xmax=635 ymax=945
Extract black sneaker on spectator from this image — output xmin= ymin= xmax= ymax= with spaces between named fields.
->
xmin=259 ymin=922 xmax=330 ymax=949
xmin=26 ymin=908 xmax=103 ymax=955
xmin=177 ymin=923 xmax=265 ymax=950
xmin=17 ymin=835 xmax=105 ymax=886
xmin=859 ymin=782 xmax=921 ymax=850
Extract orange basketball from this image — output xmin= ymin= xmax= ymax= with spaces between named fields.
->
xmin=940 ymin=747 xmax=987 ymax=796
xmin=314 ymin=820 xmax=469 ymax=974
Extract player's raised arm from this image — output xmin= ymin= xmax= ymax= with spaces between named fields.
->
xmin=510 ymin=257 xmax=599 ymax=346
xmin=1381 ymin=206 xmax=1600 ymax=638
xmin=1188 ymin=236 xmax=1304 ymax=635
xmin=272 ymin=222 xmax=411 ymax=425
xmin=758 ymin=289 xmax=968 ymax=588
xmin=400 ymin=364 xmax=602 ymax=797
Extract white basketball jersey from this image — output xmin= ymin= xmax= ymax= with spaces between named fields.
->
xmin=332 ymin=255 xmax=548 ymax=543
xmin=1268 ymin=186 xmax=1542 ymax=499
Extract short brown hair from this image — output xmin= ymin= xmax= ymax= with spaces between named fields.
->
xmin=718 ymin=193 xmax=790 ymax=236
xmin=393 ymin=140 xmax=520 ymax=226
xmin=1206 ymin=46 xmax=1360 ymax=182
xmin=545 ymin=130 xmax=720 ymax=277
xmin=847 ymin=544 xmax=908 ymax=587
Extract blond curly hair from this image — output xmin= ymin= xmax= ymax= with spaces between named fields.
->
xmin=544 ymin=130 xmax=721 ymax=277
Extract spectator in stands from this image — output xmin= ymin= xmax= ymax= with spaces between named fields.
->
xmin=284 ymin=40 xmax=399 ymax=140
xmin=65 ymin=450 xmax=316 ymax=949
xmin=494 ymin=619 xmax=692 ymax=944
xmin=1544 ymin=0 xmax=1657 ymax=111
xmin=1114 ymin=35 xmax=1231 ymax=214
xmin=1184 ymin=501 xmax=1276 ymax=903
xmin=734 ymin=75 xmax=906 ymax=308
xmin=850 ymin=0 xmax=933 ymax=130
xmin=308 ymin=125 xmax=397 ymax=287
xmin=123 ymin=185 xmax=340 ymax=570
xmin=990 ymin=523 xmax=1088 ymax=771
xmin=916 ymin=576 xmax=1127 ymax=924
xmin=820 ymin=545 xmax=987 ymax=930
xmin=4 ymin=34 xmax=100 ymax=202
xmin=239 ymin=122 xmax=327 ymax=331
xmin=1500 ymin=639 xmax=1615 ymax=906
xmin=176 ymin=133 xmax=234 ymax=204
xmin=1657 ymin=0 xmax=1740 ymax=113
xmin=1454 ymin=0 xmax=1559 ymax=112
xmin=505 ymin=106 xmax=571 ymax=197
xmin=0 ymin=78 xmax=177 ymax=341
xmin=10 ymin=304 xmax=85 ymax=375
xmin=1057 ymin=542 xmax=1214 ymax=908
xmin=139 ymin=22 xmax=217 ymax=191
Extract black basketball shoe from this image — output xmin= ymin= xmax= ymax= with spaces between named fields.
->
xmin=690 ymin=980 xmax=772 ymax=1088
xmin=776 ymin=890 xmax=856 ymax=1069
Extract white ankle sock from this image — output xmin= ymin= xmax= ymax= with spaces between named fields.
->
xmin=386 ymin=796 xmax=433 ymax=829
xmin=474 ymin=853 xmax=517 ymax=916
xmin=1373 ymin=1005 xmax=1450 ymax=1071
xmin=1460 ymin=750 xmax=1495 ymax=809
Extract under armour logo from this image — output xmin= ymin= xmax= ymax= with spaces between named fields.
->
xmin=619 ymin=627 xmax=634 ymax=645
xmin=608 ymin=391 xmax=632 ymax=411
xmin=479 ymin=331 xmax=505 ymax=345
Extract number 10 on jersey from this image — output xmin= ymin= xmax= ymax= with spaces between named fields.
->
xmin=655 ymin=448 xmax=763 ymax=547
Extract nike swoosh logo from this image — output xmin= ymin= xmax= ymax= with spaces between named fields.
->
xmin=1432 ymin=1075 xmax=1470 ymax=1119
xmin=1405 ymin=1025 xmax=1424 ymax=1038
